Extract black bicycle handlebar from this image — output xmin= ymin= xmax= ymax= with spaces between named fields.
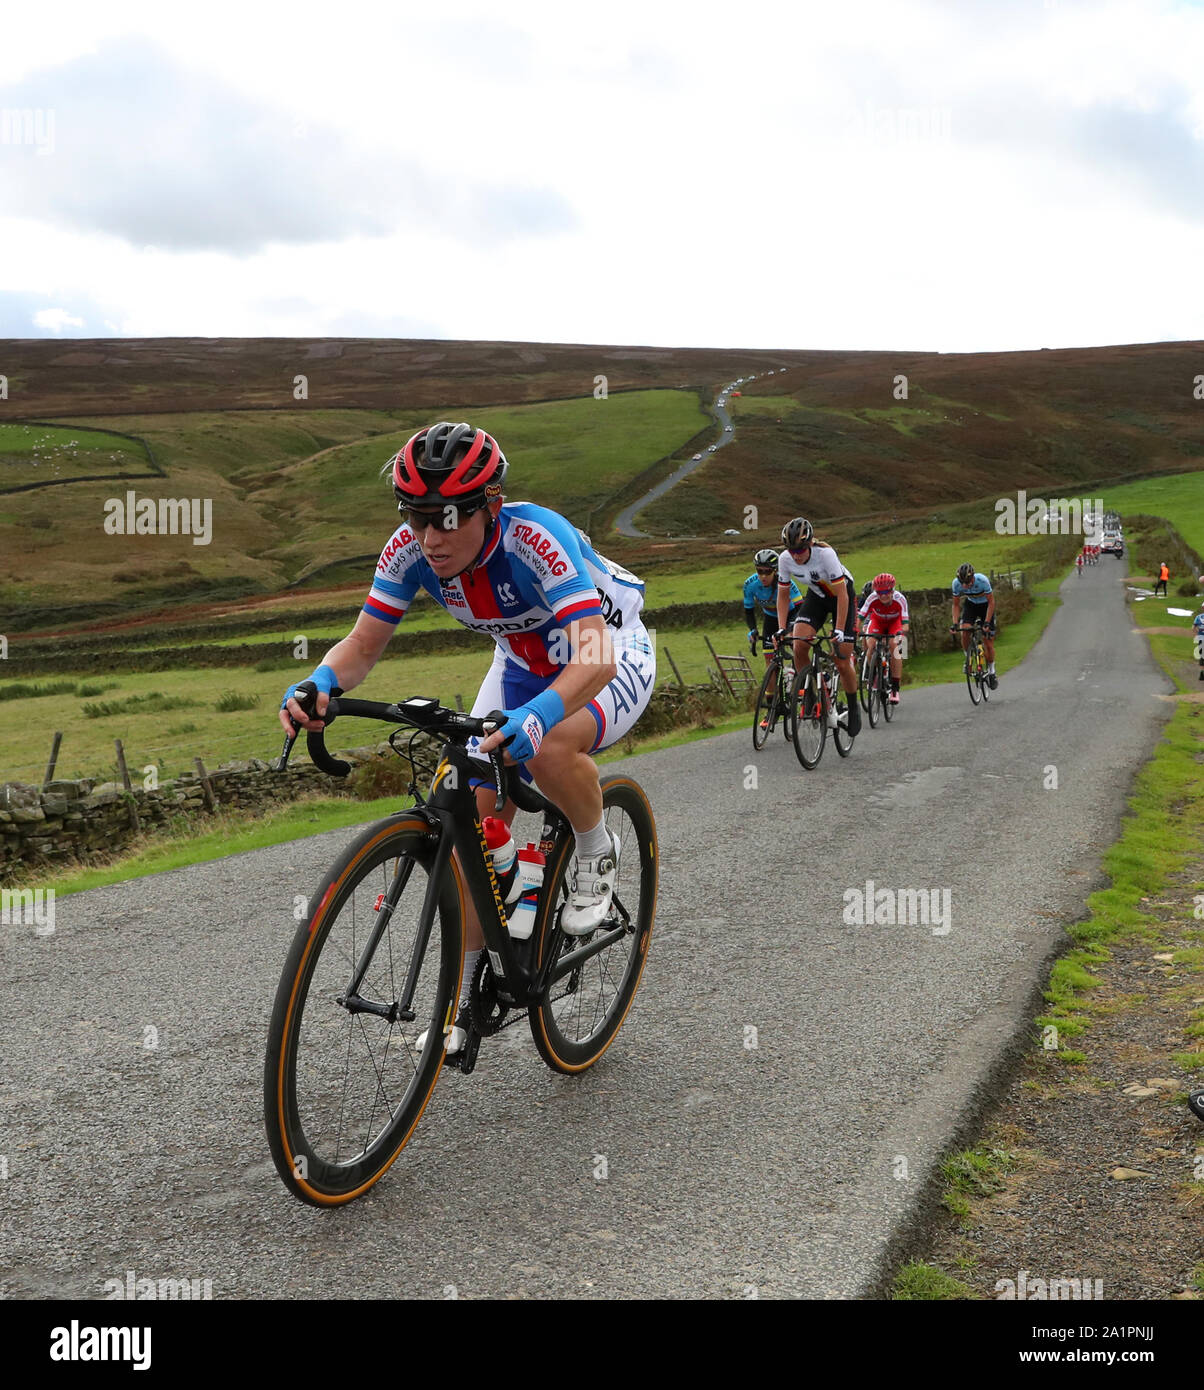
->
xmin=278 ymin=690 xmax=510 ymax=813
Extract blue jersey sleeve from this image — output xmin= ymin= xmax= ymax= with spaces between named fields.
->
xmin=506 ymin=504 xmax=604 ymax=623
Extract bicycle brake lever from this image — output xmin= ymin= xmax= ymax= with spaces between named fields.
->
xmin=481 ymin=710 xmax=508 ymax=815
xmin=275 ymin=727 xmax=298 ymax=773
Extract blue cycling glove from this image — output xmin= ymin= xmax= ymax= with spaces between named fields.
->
xmin=496 ymin=688 xmax=565 ymax=762
xmin=282 ymin=663 xmax=340 ymax=710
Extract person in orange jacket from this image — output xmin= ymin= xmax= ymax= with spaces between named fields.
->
xmin=1155 ymin=561 xmax=1170 ymax=597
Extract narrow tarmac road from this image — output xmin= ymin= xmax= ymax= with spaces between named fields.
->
xmin=0 ymin=560 xmax=1172 ymax=1298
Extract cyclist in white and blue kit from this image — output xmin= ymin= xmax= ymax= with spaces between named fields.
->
xmin=951 ymin=562 xmax=998 ymax=688
xmin=280 ymin=422 xmax=656 ymax=1050
xmin=743 ymin=548 xmax=803 ymax=668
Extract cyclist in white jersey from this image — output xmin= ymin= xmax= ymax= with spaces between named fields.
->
xmin=280 ymin=422 xmax=656 ymax=1050
xmin=775 ymin=516 xmax=861 ymax=736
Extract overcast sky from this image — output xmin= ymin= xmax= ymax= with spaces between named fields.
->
xmin=0 ymin=0 xmax=1201 ymax=351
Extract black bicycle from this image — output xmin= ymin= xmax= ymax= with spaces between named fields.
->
xmin=862 ymin=629 xmax=896 ymax=728
xmin=751 ymin=633 xmax=795 ymax=750
xmin=953 ymin=618 xmax=993 ymax=705
xmin=789 ymin=627 xmax=855 ymax=769
xmin=264 ymin=692 xmax=658 ymax=1206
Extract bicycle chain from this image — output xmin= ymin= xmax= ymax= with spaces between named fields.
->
xmin=466 ymin=951 xmax=575 ymax=1035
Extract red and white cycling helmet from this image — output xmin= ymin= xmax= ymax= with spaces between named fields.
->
xmin=873 ymin=572 xmax=896 ymax=593
xmin=390 ymin=422 xmax=508 ymax=510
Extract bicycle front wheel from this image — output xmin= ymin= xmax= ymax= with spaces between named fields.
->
xmin=881 ymin=658 xmax=895 ymax=723
xmin=264 ymin=813 xmax=463 ymax=1206
xmin=833 ymin=680 xmax=855 ymax=757
xmin=752 ymin=663 xmax=778 ymax=751
xmin=865 ymin=654 xmax=881 ymax=728
xmin=791 ymin=664 xmax=826 ymax=769
xmin=530 ymin=776 xmax=657 ymax=1073
xmin=965 ymin=646 xmax=981 ymax=705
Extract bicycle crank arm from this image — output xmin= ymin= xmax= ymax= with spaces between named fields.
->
xmin=452 ymin=1027 xmax=482 ymax=1074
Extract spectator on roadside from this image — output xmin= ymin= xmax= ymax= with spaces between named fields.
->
xmin=1154 ymin=561 xmax=1170 ymax=596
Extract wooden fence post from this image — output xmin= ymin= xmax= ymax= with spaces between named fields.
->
xmin=114 ymin=739 xmax=141 ymax=834
xmin=663 ymin=646 xmax=686 ymax=688
xmin=194 ymin=757 xmax=218 ymax=812
xmin=44 ymin=732 xmax=62 ymax=788
xmin=703 ymin=634 xmax=734 ymax=697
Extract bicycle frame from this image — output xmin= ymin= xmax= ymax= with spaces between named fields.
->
xmin=364 ymin=740 xmax=632 ymax=1015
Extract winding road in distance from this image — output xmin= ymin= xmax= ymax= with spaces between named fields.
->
xmin=0 ymin=559 xmax=1173 ymax=1298
xmin=615 ymin=374 xmax=751 ymax=538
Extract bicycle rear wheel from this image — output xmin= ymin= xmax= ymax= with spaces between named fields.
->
xmin=980 ymin=658 xmax=992 ymax=702
xmin=530 ymin=776 xmax=657 ymax=1072
xmin=858 ymin=647 xmax=872 ymax=715
xmin=752 ymin=662 xmax=778 ymax=751
xmin=264 ymin=813 xmax=463 ymax=1205
xmin=791 ymin=664 xmax=826 ymax=769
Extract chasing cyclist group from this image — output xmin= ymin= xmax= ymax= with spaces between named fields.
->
xmin=742 ymin=518 xmax=999 ymax=738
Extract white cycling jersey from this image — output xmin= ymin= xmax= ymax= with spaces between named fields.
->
xmin=777 ymin=542 xmax=853 ymax=597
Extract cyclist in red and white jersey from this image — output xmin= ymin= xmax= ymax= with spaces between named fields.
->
xmin=858 ymin=572 xmax=909 ymax=704
xmin=775 ymin=516 xmax=861 ymax=736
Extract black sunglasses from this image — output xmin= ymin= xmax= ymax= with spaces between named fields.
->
xmin=400 ymin=502 xmax=487 ymax=532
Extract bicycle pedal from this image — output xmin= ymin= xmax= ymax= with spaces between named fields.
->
xmin=452 ymin=1028 xmax=482 ymax=1074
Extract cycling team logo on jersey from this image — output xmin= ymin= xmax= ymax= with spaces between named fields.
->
xmin=377 ymin=527 xmax=418 ymax=576
xmin=510 ymin=522 xmax=575 ymax=581
xmin=497 ymin=582 xmax=518 ymax=607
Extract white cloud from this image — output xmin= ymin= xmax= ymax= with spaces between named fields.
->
xmin=31 ymin=307 xmax=87 ymax=334
xmin=0 ymin=0 xmax=1201 ymax=350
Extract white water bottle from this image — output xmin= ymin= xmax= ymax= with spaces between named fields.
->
xmin=508 ymin=845 xmax=546 ymax=939
xmin=482 ymin=817 xmax=522 ymax=905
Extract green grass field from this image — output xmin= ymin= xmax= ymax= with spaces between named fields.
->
xmin=0 ymin=623 xmax=757 ymax=786
xmin=0 ymin=392 xmax=706 ymax=611
xmin=1099 ymin=470 xmax=1204 ymax=554
xmin=0 ymin=422 xmax=150 ymax=488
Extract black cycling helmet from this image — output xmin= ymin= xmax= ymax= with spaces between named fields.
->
xmin=390 ymin=422 xmax=508 ymax=510
xmin=957 ymin=562 xmax=975 ymax=585
xmin=781 ymin=517 xmax=814 ymax=550
xmin=753 ymin=548 xmax=778 ymax=569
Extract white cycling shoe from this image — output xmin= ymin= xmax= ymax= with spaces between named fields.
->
xmin=560 ymin=831 xmax=622 ymax=937
xmin=416 ymin=1013 xmax=467 ymax=1057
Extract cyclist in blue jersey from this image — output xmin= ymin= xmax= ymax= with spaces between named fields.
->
xmin=1193 ymin=604 xmax=1204 ymax=681
xmin=280 ymin=422 xmax=656 ymax=1052
xmin=951 ymin=562 xmax=998 ymax=688
xmin=743 ymin=548 xmax=802 ymax=668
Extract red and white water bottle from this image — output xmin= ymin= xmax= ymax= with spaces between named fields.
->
xmin=508 ymin=845 xmax=546 ymax=939
xmin=481 ymin=817 xmax=521 ymax=906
